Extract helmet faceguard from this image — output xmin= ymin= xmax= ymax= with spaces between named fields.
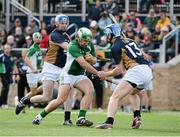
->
xmin=33 ymin=32 xmax=42 ymax=42
xmin=77 ymin=27 xmax=92 ymax=41
xmin=55 ymin=14 xmax=69 ymax=26
xmin=104 ymin=24 xmax=121 ymax=43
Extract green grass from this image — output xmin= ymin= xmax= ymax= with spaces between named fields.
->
xmin=0 ymin=108 xmax=180 ymax=136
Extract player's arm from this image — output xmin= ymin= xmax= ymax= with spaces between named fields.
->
xmin=84 ymin=43 xmax=97 ymax=65
xmin=59 ymin=42 xmax=68 ymax=51
xmin=51 ymin=33 xmax=69 ymax=51
xmin=98 ymin=42 xmax=124 ymax=79
xmin=68 ymin=44 xmax=98 ymax=75
xmin=76 ymin=56 xmax=98 ymax=75
xmin=104 ymin=62 xmax=124 ymax=77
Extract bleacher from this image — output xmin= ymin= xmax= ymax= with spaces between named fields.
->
xmin=1 ymin=0 xmax=180 ymax=64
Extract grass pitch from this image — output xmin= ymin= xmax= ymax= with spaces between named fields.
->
xmin=0 ymin=108 xmax=180 ymax=136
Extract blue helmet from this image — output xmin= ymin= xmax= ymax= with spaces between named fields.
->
xmin=104 ymin=24 xmax=121 ymax=37
xmin=55 ymin=14 xmax=69 ymax=25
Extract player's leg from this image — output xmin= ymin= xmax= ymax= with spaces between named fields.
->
xmin=63 ymin=89 xmax=74 ymax=125
xmin=74 ymin=78 xmax=94 ymax=127
xmin=96 ymin=80 xmax=134 ymax=129
xmin=129 ymin=89 xmax=142 ymax=129
xmin=30 ymin=80 xmax=54 ymax=103
xmin=147 ymin=90 xmax=152 ymax=112
xmin=15 ymin=74 xmax=39 ymax=115
xmin=32 ymin=84 xmax=71 ymax=125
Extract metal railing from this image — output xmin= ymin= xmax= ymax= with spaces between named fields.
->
xmin=5 ymin=0 xmax=41 ymax=31
xmin=160 ymin=25 xmax=180 ymax=64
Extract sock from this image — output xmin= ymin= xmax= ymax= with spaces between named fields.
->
xmin=105 ymin=117 xmax=114 ymax=125
xmin=40 ymin=109 xmax=49 ymax=118
xmin=142 ymin=105 xmax=146 ymax=109
xmin=78 ymin=110 xmax=87 ymax=118
xmin=121 ymin=105 xmax=124 ymax=112
xmin=148 ymin=105 xmax=151 ymax=111
xmin=23 ymin=97 xmax=31 ymax=105
xmin=64 ymin=111 xmax=71 ymax=121
xmin=134 ymin=110 xmax=141 ymax=118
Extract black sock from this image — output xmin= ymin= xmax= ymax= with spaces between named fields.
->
xmin=134 ymin=110 xmax=141 ymax=118
xmin=23 ymin=97 xmax=31 ymax=105
xmin=142 ymin=105 xmax=146 ymax=109
xmin=121 ymin=105 xmax=124 ymax=111
xmin=148 ymin=105 xmax=151 ymax=111
xmin=64 ymin=111 xmax=71 ymax=121
xmin=105 ymin=117 xmax=114 ymax=125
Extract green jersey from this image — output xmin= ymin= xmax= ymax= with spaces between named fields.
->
xmin=27 ymin=43 xmax=42 ymax=72
xmin=0 ymin=50 xmax=5 ymax=74
xmin=64 ymin=39 xmax=96 ymax=75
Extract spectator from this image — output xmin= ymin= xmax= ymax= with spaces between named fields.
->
xmin=29 ymin=19 xmax=39 ymax=33
xmin=0 ymin=44 xmax=14 ymax=109
xmin=40 ymin=21 xmax=47 ymax=31
xmin=119 ymin=13 xmax=130 ymax=30
xmin=103 ymin=0 xmax=119 ymax=15
xmin=0 ymin=47 xmax=5 ymax=107
xmin=139 ymin=0 xmax=152 ymax=13
xmin=88 ymin=0 xmax=103 ymax=22
xmin=156 ymin=11 xmax=170 ymax=31
xmin=8 ymin=18 xmax=23 ymax=35
xmin=23 ymin=36 xmax=33 ymax=48
xmin=90 ymin=20 xmax=101 ymax=46
xmin=6 ymin=35 xmax=16 ymax=48
xmin=125 ymin=23 xmax=136 ymax=39
xmin=129 ymin=11 xmax=142 ymax=32
xmin=14 ymin=27 xmax=26 ymax=48
xmin=144 ymin=9 xmax=158 ymax=33
xmin=0 ymin=29 xmax=7 ymax=46
xmin=98 ymin=11 xmax=112 ymax=31
xmin=24 ymin=26 xmax=33 ymax=37
xmin=40 ymin=29 xmax=49 ymax=49
xmin=47 ymin=17 xmax=56 ymax=34
xmin=140 ymin=35 xmax=154 ymax=53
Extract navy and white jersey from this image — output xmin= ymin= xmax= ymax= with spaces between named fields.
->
xmin=45 ymin=28 xmax=71 ymax=68
xmin=111 ymin=37 xmax=149 ymax=70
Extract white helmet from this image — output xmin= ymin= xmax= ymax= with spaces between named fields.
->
xmin=77 ymin=27 xmax=92 ymax=41
xmin=32 ymin=32 xmax=42 ymax=41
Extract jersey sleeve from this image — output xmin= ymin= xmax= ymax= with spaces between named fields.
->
xmin=90 ymin=43 xmax=96 ymax=57
xmin=68 ymin=44 xmax=82 ymax=58
xmin=27 ymin=46 xmax=35 ymax=57
xmin=111 ymin=42 xmax=122 ymax=65
xmin=51 ymin=31 xmax=65 ymax=44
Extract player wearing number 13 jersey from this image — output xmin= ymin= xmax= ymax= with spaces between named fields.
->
xmin=96 ymin=24 xmax=153 ymax=129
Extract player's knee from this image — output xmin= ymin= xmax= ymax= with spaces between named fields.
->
xmin=43 ymin=96 xmax=51 ymax=103
xmin=85 ymin=89 xmax=93 ymax=97
xmin=110 ymin=94 xmax=120 ymax=101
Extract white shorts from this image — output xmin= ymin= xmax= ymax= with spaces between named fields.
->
xmin=123 ymin=65 xmax=153 ymax=90
xmin=59 ymin=73 xmax=88 ymax=88
xmin=145 ymin=80 xmax=153 ymax=91
xmin=41 ymin=62 xmax=63 ymax=82
xmin=110 ymin=78 xmax=121 ymax=92
xmin=26 ymin=73 xmax=41 ymax=88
